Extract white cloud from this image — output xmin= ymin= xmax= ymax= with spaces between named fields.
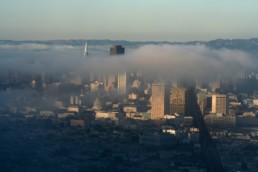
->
xmin=0 ymin=44 xmax=256 ymax=82
xmin=81 ymin=44 xmax=255 ymax=81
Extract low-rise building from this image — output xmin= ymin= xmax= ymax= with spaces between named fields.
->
xmin=204 ymin=113 xmax=236 ymax=128
xmin=70 ymin=119 xmax=85 ymax=128
xmin=58 ymin=112 xmax=75 ymax=119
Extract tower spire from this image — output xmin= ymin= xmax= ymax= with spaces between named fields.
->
xmin=84 ymin=41 xmax=88 ymax=56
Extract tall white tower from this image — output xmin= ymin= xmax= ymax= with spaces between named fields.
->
xmin=84 ymin=42 xmax=88 ymax=56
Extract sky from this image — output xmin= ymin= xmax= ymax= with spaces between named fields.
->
xmin=0 ymin=0 xmax=258 ymax=41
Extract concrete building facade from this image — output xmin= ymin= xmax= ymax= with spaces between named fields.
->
xmin=151 ymin=83 xmax=165 ymax=120
xmin=211 ymin=94 xmax=228 ymax=115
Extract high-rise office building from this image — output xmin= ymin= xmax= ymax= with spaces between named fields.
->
xmin=110 ymin=45 xmax=125 ymax=55
xmin=196 ymin=89 xmax=212 ymax=115
xmin=104 ymin=74 xmax=116 ymax=94
xmin=117 ymin=72 xmax=127 ymax=95
xmin=196 ymin=91 xmax=207 ymax=115
xmin=211 ymin=94 xmax=228 ymax=115
xmin=151 ymin=83 xmax=165 ymax=120
xmin=170 ymin=87 xmax=194 ymax=116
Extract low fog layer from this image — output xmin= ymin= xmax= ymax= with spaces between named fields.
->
xmin=0 ymin=43 xmax=256 ymax=81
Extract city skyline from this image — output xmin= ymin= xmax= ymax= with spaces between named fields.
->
xmin=2 ymin=1 xmax=258 ymax=171
xmin=0 ymin=0 xmax=258 ymax=41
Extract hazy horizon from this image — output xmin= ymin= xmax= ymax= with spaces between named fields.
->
xmin=1 ymin=37 xmax=258 ymax=42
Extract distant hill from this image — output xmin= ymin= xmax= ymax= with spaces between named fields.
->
xmin=1 ymin=38 xmax=258 ymax=53
xmin=206 ymin=38 xmax=258 ymax=52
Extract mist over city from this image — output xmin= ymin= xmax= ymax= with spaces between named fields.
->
xmin=1 ymin=1 xmax=258 ymax=172
xmin=0 ymin=42 xmax=256 ymax=80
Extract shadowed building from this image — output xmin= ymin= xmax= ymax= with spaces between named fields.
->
xmin=170 ymin=87 xmax=194 ymax=116
xmin=110 ymin=45 xmax=125 ymax=55
xmin=191 ymin=93 xmax=225 ymax=172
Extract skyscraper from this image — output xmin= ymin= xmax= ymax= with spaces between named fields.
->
xmin=211 ymin=94 xmax=228 ymax=115
xmin=84 ymin=42 xmax=88 ymax=56
xmin=170 ymin=87 xmax=194 ymax=116
xmin=110 ymin=45 xmax=125 ymax=55
xmin=117 ymin=72 xmax=127 ymax=96
xmin=104 ymin=74 xmax=116 ymax=94
xmin=151 ymin=83 xmax=165 ymax=120
xmin=196 ymin=89 xmax=208 ymax=115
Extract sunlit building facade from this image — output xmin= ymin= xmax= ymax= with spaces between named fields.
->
xmin=118 ymin=72 xmax=127 ymax=96
xmin=151 ymin=83 xmax=165 ymax=120
xmin=211 ymin=94 xmax=228 ymax=115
